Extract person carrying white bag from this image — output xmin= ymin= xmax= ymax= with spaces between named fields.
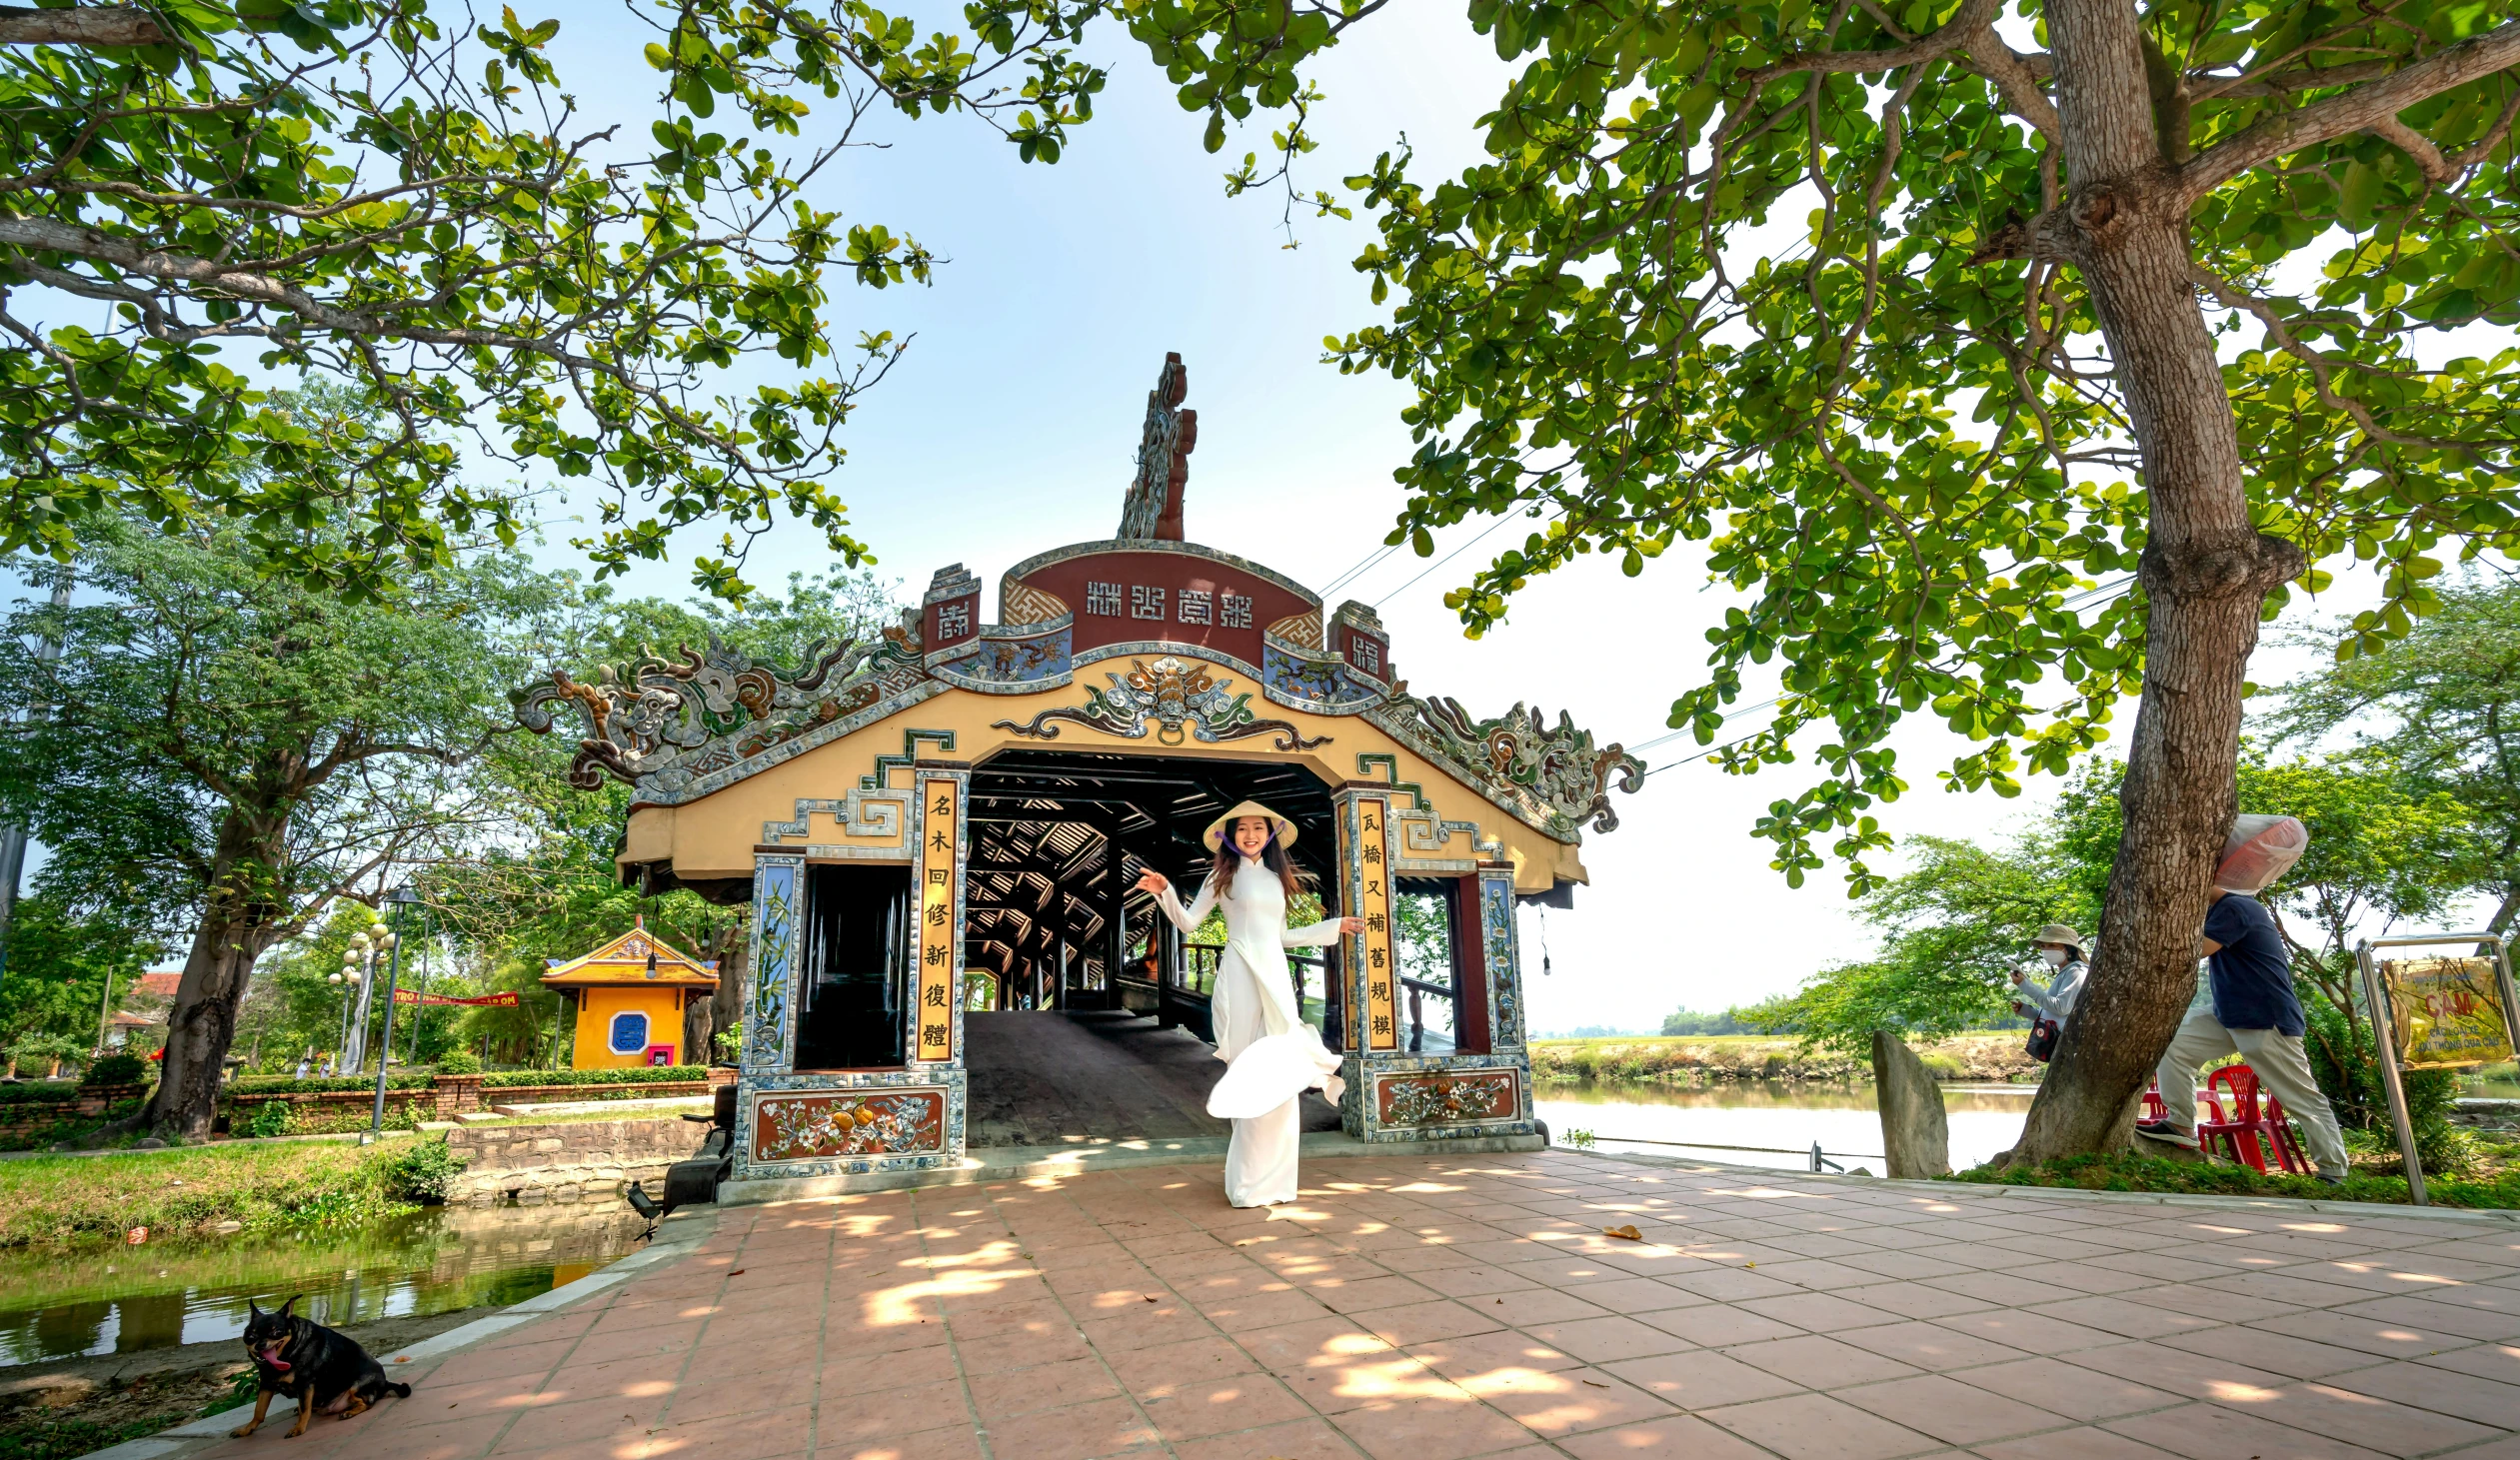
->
xmin=2135 ymin=814 xmax=2351 ymax=1185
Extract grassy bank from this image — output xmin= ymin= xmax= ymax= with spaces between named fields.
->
xmin=1531 ymin=1032 xmax=2042 ymax=1085
xmin=1947 ymin=1143 xmax=2520 ymax=1209
xmin=0 ymin=1139 xmax=430 ymax=1249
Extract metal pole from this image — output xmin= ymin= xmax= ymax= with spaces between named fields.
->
xmin=368 ymin=925 xmax=405 ymax=1139
xmin=93 ymin=964 xmax=118 ymax=1055
xmin=0 ymin=573 xmax=71 ymax=990
xmin=407 ymin=936 xmax=430 ymax=1063
xmin=2355 ymin=939 xmax=2428 ymax=1206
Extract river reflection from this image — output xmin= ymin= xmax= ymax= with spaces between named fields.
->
xmin=1535 ymin=1078 xmax=2035 ymax=1173
xmin=0 ymin=1205 xmax=650 ymax=1366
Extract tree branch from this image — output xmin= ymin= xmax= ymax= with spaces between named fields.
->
xmin=0 ymin=5 xmax=164 ymax=46
xmin=1748 ymin=0 xmax=1998 ymax=80
xmin=2179 ymin=20 xmax=2520 ymax=201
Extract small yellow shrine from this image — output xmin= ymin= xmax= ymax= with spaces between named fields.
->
xmin=542 ymin=917 xmax=719 ymax=1068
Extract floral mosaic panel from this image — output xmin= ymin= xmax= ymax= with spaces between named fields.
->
xmin=746 ymin=860 xmax=798 ymax=1070
xmin=1375 ymin=1069 xmax=1518 ymax=1127
xmin=753 ymin=1089 xmax=947 ymax=1162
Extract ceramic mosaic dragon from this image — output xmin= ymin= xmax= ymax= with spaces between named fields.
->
xmin=1370 ymin=695 xmax=1647 ymax=838
xmin=512 ymin=628 xmax=929 ymax=797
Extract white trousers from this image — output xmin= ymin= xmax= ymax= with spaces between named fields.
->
xmin=1225 ymin=1094 xmax=1301 ymax=1207
xmin=2153 ymin=1004 xmax=2350 ymax=1175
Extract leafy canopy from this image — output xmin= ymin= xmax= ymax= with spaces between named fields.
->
xmin=0 ymin=513 xmax=570 ymax=945
xmin=0 ymin=0 xmax=1114 ymax=602
xmin=1744 ymin=745 xmax=2490 ymax=1054
xmin=1141 ymin=0 xmax=2520 ymax=890
xmin=2270 ymin=575 xmax=2520 ymax=929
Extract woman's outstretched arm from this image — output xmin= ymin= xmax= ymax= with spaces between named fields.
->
xmin=1137 ymin=868 xmax=1218 ymax=933
xmin=1283 ymin=913 xmax=1364 ymax=947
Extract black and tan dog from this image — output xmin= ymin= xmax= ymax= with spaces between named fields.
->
xmin=229 ymin=1296 xmax=412 ymax=1438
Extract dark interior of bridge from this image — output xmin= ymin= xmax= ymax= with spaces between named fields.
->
xmin=960 ymin=748 xmax=1342 ymax=1000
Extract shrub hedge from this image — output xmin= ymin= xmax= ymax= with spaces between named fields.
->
xmin=226 ymin=1073 xmax=432 ymax=1094
xmin=0 ymin=1085 xmax=82 ymax=1106
xmin=477 ymin=1066 xmax=709 ymax=1087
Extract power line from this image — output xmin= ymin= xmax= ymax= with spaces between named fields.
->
xmin=1371 ymin=506 xmax=1564 ymax=609
xmin=1316 ymin=541 xmax=1405 ymax=602
xmin=1633 ymin=576 xmax=2141 ymax=780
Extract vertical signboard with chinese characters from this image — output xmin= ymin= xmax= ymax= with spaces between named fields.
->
xmin=1351 ymin=794 xmax=1398 ymax=1052
xmin=915 ymin=772 xmax=964 ymax=1064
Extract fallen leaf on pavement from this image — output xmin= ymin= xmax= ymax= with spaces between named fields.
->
xmin=1603 ymin=1225 xmax=1643 ymax=1241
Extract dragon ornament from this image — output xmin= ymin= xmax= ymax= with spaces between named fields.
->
xmin=1385 ymin=696 xmax=1646 ymax=837
xmin=513 ymin=634 xmax=892 ymax=792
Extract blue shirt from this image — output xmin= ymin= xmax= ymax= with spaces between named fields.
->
xmin=2204 ymin=894 xmax=2304 ymax=1035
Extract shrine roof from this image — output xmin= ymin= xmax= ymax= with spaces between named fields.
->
xmin=542 ymin=919 xmax=718 ymax=987
xmin=511 ymin=354 xmax=1645 ymax=857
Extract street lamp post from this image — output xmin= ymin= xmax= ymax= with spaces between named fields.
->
xmin=367 ymin=886 xmax=420 ymax=1140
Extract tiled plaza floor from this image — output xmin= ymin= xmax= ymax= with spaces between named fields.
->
xmin=198 ymin=1151 xmax=2520 ymax=1460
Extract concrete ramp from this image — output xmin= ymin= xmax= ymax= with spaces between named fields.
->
xmin=963 ymin=1009 xmax=1341 ymax=1147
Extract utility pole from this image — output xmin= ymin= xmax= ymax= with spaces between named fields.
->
xmin=0 ymin=572 xmax=72 ymax=988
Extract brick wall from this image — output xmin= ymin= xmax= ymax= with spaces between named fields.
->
xmin=439 ymin=1116 xmax=712 ymax=1206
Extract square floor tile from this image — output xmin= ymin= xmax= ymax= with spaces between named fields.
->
xmin=1831 ymin=1373 xmax=2062 ymax=1446
xmin=1699 ymin=1391 xmax=1945 ymax=1460
xmin=1601 ymin=1349 xmax=1807 ymax=1411
xmin=1949 ymin=1355 xmax=2181 ymax=1421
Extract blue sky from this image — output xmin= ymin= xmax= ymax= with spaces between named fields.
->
xmin=506 ymin=2 xmax=2462 ymax=1032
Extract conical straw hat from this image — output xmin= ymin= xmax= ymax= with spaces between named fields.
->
xmin=1203 ymin=799 xmax=1297 ymax=853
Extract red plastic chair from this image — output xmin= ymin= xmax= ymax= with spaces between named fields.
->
xmin=2200 ymin=1065 xmax=2305 ymax=1174
xmin=2142 ymin=1078 xmax=2166 ymax=1123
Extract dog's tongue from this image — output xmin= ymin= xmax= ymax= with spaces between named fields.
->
xmin=261 ymin=1353 xmax=289 ymax=1371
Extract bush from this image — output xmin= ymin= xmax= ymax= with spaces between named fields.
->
xmin=235 ymin=1099 xmax=293 ymax=1138
xmin=477 ymin=1065 xmax=708 ymax=1088
xmin=434 ymin=1049 xmax=482 ymax=1074
xmin=83 ymin=1053 xmax=147 ymax=1086
xmin=380 ymin=1137 xmax=467 ymax=1204
xmin=2301 ymin=989 xmax=2468 ymax=1172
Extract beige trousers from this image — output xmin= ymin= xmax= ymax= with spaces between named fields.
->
xmin=2152 ymin=1004 xmax=2349 ymax=1175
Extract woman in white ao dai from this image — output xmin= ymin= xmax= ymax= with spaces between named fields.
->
xmin=1136 ymin=800 xmax=1359 ymax=1208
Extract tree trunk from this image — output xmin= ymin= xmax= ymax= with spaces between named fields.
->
xmin=702 ymin=913 xmax=750 ymax=1064
xmin=2006 ymin=0 xmax=2305 ymax=1165
xmin=148 ymin=812 xmax=287 ymax=1139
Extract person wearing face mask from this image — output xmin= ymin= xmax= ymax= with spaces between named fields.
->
xmin=2010 ymin=925 xmax=2088 ymax=1061
xmin=1136 ymin=801 xmax=1363 ymax=1208
xmin=2011 ymin=924 xmax=2090 ymax=1024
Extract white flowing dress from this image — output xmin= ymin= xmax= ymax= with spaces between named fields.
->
xmin=1156 ymin=859 xmax=1346 ymax=1207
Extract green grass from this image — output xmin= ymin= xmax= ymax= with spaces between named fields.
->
xmin=0 ymin=1415 xmax=184 ymax=1460
xmin=1947 ymin=1150 xmax=2520 ymax=1208
xmin=1530 ymin=1031 xmax=2025 ymax=1051
xmin=0 ymin=1136 xmax=424 ymax=1248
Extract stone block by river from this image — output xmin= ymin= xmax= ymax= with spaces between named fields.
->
xmin=431 ymin=1117 xmax=703 ymax=1206
xmin=1870 ymin=1031 xmax=1950 ymax=1178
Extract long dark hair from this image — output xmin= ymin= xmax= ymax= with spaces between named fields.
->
xmin=1210 ymin=825 xmax=1309 ymax=903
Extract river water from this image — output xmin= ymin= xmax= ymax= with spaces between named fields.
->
xmin=1534 ymin=1080 xmax=2037 ymax=1174
xmin=1536 ymin=1070 xmax=2520 ymax=1176
xmin=0 ymin=1205 xmax=651 ymax=1367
